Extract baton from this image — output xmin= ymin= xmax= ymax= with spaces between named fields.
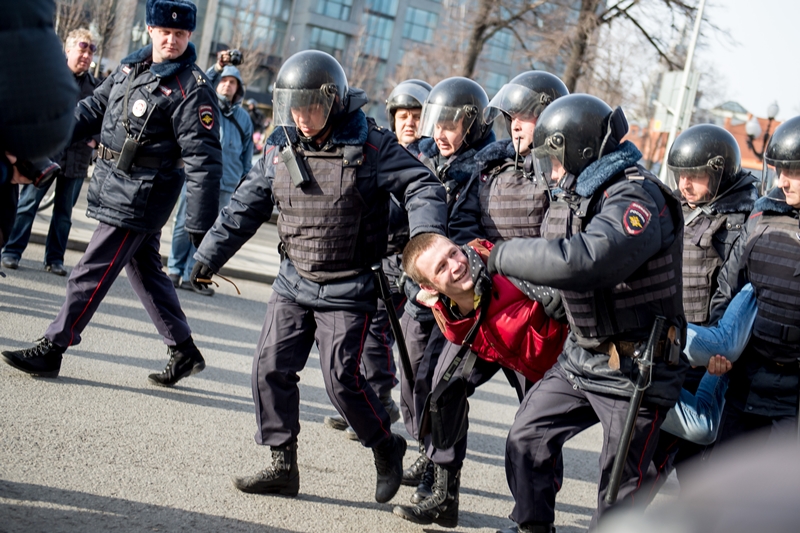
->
xmin=605 ymin=315 xmax=666 ymax=505
xmin=371 ymin=263 xmax=415 ymax=391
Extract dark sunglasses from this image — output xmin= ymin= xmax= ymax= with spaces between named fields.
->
xmin=77 ymin=41 xmax=97 ymax=53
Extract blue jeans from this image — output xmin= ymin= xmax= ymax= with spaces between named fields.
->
xmin=1 ymin=177 xmax=85 ymax=265
xmin=661 ymin=283 xmax=756 ymax=444
xmin=167 ymin=183 xmax=232 ymax=280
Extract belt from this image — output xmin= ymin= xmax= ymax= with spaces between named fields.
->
xmin=598 ymin=324 xmax=679 ymax=370
xmin=97 ymin=144 xmax=184 ymax=170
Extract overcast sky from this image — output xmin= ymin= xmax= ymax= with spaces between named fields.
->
xmin=699 ymin=0 xmax=800 ymax=120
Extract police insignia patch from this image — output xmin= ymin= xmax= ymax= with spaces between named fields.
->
xmin=623 ymin=201 xmax=651 ymax=235
xmin=199 ymin=105 xmax=214 ymax=130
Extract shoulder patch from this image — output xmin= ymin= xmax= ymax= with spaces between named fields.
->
xmin=199 ymin=105 xmax=214 ymax=130
xmin=623 ymin=201 xmax=651 ymax=235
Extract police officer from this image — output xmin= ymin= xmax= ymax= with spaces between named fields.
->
xmin=476 ymin=71 xmax=569 ymax=242
xmin=190 ymin=50 xmax=447 ymax=503
xmin=487 ymin=94 xmax=688 ymax=532
xmin=711 ymin=115 xmax=800 ymax=445
xmin=647 ymin=124 xmax=758 ymax=486
xmin=1 ymin=0 xmax=223 ymax=386
xmin=323 ymin=78 xmax=433 ymax=439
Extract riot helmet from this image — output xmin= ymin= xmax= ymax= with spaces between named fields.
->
xmin=667 ymin=124 xmax=741 ymax=206
xmin=531 ymin=94 xmax=627 ymax=185
xmin=272 ymin=50 xmax=348 ymax=140
xmin=484 ymin=71 xmax=569 ymax=130
xmin=763 ymin=115 xmax=800 ymax=199
xmin=385 ymin=79 xmax=432 ymax=132
xmin=418 ymin=77 xmax=491 ymax=152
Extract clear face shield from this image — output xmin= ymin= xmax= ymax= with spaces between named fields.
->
xmin=418 ymin=103 xmax=478 ymax=147
xmin=763 ymin=158 xmax=800 ymax=199
xmin=668 ymin=157 xmax=725 ymax=206
xmin=531 ymin=133 xmax=570 ymax=188
xmin=272 ymin=86 xmax=337 ymax=134
xmin=483 ymin=83 xmax=549 ymax=125
xmin=390 ymin=84 xmax=431 ymax=110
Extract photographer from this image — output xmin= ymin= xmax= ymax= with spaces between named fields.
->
xmin=2 ymin=28 xmax=100 ymax=275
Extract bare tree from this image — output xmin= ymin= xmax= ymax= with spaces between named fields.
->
xmin=55 ymin=0 xmax=116 ymax=76
xmin=89 ymin=0 xmax=116 ymax=77
xmin=55 ymin=0 xmax=91 ymax=42
xmin=214 ymin=0 xmax=281 ymax=85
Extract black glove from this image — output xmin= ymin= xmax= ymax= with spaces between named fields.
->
xmin=190 ymin=261 xmax=215 ymax=291
xmin=189 ymin=232 xmax=205 ymax=248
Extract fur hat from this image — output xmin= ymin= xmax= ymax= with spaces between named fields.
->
xmin=146 ymin=0 xmax=197 ymax=31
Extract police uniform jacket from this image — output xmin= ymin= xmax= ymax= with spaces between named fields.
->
xmin=489 ymin=142 xmax=689 ymax=407
xmin=710 ymin=188 xmax=800 ymax=417
xmin=71 ymin=43 xmax=223 ymax=235
xmin=195 ymin=102 xmax=447 ymax=313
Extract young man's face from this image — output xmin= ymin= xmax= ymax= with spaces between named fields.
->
xmin=416 ymin=236 xmax=474 ymax=299
xmin=394 ymin=108 xmax=421 ymax=147
xmin=148 ymin=26 xmax=191 ymax=63
xmin=216 ymin=76 xmax=239 ymax=100
xmin=778 ymin=168 xmax=800 ymax=208
xmin=434 ymin=120 xmax=464 ymax=157
xmin=510 ymin=114 xmax=536 ymax=156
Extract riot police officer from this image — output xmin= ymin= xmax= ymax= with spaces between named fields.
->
xmin=190 ymin=50 xmax=447 ymax=503
xmin=476 ymin=71 xmax=569 ymax=242
xmin=1 ymin=0 xmax=223 ymax=386
xmin=647 ymin=124 xmax=758 ymax=486
xmin=323 ymin=78 xmax=433 ymax=439
xmin=711 ymin=115 xmax=800 ymax=445
xmin=487 ymin=94 xmax=688 ymax=532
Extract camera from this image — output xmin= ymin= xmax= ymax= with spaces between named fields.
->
xmin=229 ymin=49 xmax=243 ymax=66
xmin=15 ymin=157 xmax=60 ymax=189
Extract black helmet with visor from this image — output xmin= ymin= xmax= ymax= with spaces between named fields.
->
xmin=418 ymin=77 xmax=491 ymax=148
xmin=272 ymin=50 xmax=348 ymax=139
xmin=483 ymin=71 xmax=569 ymax=134
xmin=385 ymin=79 xmax=432 ymax=132
xmin=763 ymin=115 xmax=800 ymax=196
xmin=667 ymin=124 xmax=741 ymax=206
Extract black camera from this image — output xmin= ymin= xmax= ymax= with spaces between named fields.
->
xmin=15 ymin=157 xmax=60 ymax=189
xmin=229 ymin=49 xmax=243 ymax=66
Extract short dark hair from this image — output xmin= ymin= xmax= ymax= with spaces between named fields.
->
xmin=402 ymin=232 xmax=449 ymax=287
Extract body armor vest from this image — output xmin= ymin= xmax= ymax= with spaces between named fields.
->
xmin=746 ymin=212 xmax=800 ymax=360
xmin=418 ymin=153 xmax=460 ymax=206
xmin=272 ymin=141 xmax=388 ymax=282
xmin=479 ymin=160 xmax=549 ymax=241
xmin=681 ymin=208 xmax=739 ymax=325
xmin=541 ymin=169 xmax=684 ymax=342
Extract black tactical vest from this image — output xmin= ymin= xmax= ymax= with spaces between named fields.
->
xmin=681 ymin=207 xmax=747 ymax=324
xmin=746 ymin=212 xmax=800 ymax=361
xmin=418 ymin=153 xmax=460 ymax=206
xmin=272 ymin=141 xmax=388 ymax=282
xmin=479 ymin=161 xmax=549 ymax=241
xmin=542 ymin=168 xmax=684 ymax=342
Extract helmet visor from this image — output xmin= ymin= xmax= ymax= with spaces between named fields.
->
xmin=272 ymin=88 xmax=336 ymax=131
xmin=668 ymin=163 xmax=724 ymax=206
xmin=483 ymin=83 xmax=548 ymax=124
xmin=388 ymin=84 xmax=431 ymax=110
xmin=418 ymin=103 xmax=478 ymax=145
xmin=532 ymin=138 xmax=567 ymax=186
xmin=763 ymin=157 xmax=800 ymax=195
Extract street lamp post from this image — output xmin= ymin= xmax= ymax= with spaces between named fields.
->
xmin=745 ymin=102 xmax=779 ymax=160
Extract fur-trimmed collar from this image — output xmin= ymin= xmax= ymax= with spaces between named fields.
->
xmin=754 ymin=188 xmax=798 ymax=215
xmin=266 ymin=110 xmax=369 ymax=148
xmin=474 ymin=139 xmax=517 ymax=174
xmin=575 ymin=141 xmax=642 ymax=197
xmin=418 ymin=132 xmax=497 ymax=184
xmin=121 ymin=43 xmax=197 ymax=79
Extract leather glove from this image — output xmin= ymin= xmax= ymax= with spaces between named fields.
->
xmin=190 ymin=261 xmax=215 ymax=291
xmin=189 ymin=232 xmax=205 ymax=249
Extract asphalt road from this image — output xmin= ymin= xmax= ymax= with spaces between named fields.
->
xmin=0 ymin=243 xmax=676 ymax=532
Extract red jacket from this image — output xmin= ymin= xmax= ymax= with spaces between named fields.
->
xmin=430 ymin=240 xmax=568 ymax=384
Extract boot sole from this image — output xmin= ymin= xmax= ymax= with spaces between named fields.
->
xmin=1 ymin=353 xmax=59 ymax=378
xmin=323 ymin=416 xmax=349 ymax=431
xmin=392 ymin=506 xmax=457 ymax=528
xmin=147 ymin=361 xmax=205 ymax=387
xmin=232 ymin=475 xmax=299 ymax=497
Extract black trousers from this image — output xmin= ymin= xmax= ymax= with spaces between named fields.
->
xmin=506 ymin=364 xmax=666 ymax=529
xmin=359 ymin=292 xmax=404 ymax=402
xmin=252 ymin=293 xmax=392 ymax=449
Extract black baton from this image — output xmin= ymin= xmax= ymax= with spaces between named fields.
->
xmin=605 ymin=315 xmax=666 ymax=505
xmin=372 ymin=263 xmax=414 ymax=390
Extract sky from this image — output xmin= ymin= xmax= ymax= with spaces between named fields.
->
xmin=699 ymin=0 xmax=800 ymax=120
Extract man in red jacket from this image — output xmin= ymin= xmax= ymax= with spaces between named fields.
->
xmin=393 ymin=232 xmax=568 ymax=526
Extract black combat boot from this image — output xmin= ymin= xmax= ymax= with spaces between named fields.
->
xmin=410 ymin=460 xmax=434 ymax=504
xmin=233 ymin=442 xmax=300 ymax=496
xmin=373 ymin=433 xmax=407 ymax=503
xmin=1 ymin=338 xmax=65 ymax=378
xmin=402 ymin=441 xmax=430 ymax=486
xmin=393 ymin=464 xmax=460 ymax=528
xmin=147 ymin=336 xmax=205 ymax=387
xmin=496 ymin=523 xmax=556 ymax=533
